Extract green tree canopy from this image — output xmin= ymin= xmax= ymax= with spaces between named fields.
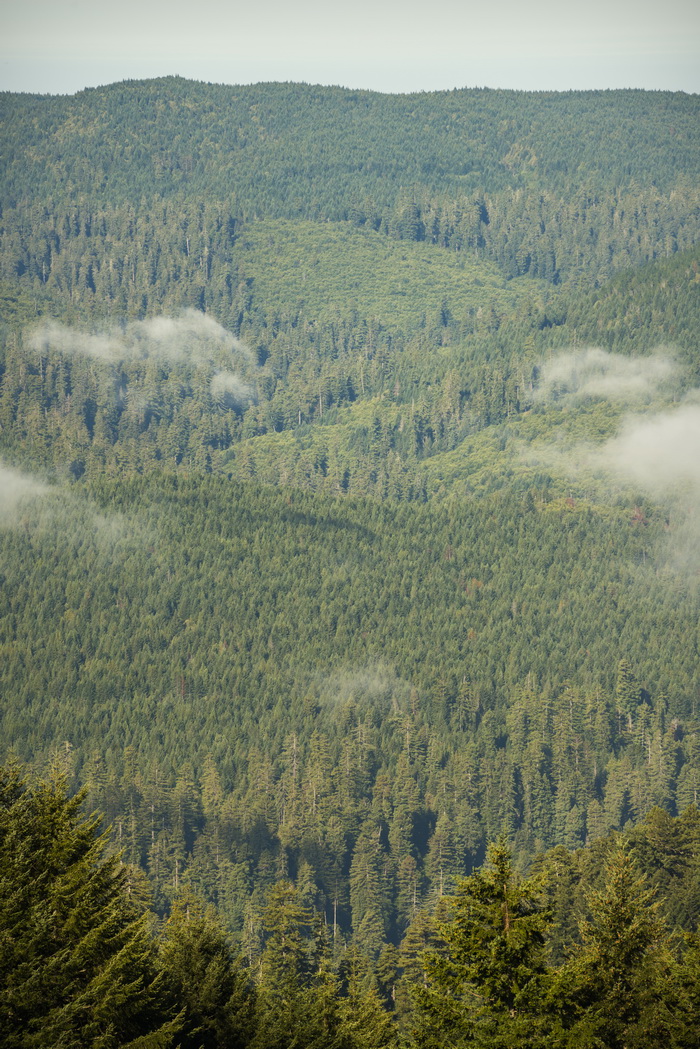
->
xmin=413 ymin=837 xmax=553 ymax=1048
xmin=0 ymin=764 xmax=181 ymax=1048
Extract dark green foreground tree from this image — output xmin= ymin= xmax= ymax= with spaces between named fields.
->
xmin=412 ymin=837 xmax=700 ymax=1049
xmin=413 ymin=837 xmax=553 ymax=1048
xmin=0 ymin=765 xmax=181 ymax=1048
xmin=158 ymin=897 xmax=256 ymax=1049
xmin=0 ymin=765 xmax=397 ymax=1049
xmin=554 ymin=847 xmax=688 ymax=1049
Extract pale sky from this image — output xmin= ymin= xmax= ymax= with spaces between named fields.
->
xmin=2 ymin=0 xmax=699 ymax=95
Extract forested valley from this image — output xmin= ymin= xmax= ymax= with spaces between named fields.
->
xmin=1 ymin=79 xmax=699 ymax=1046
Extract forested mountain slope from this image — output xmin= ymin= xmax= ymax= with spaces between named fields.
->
xmin=1 ymin=78 xmax=699 ymax=996
xmin=1 ymin=472 xmax=698 ymax=946
xmin=1 ymin=242 xmax=697 ymax=499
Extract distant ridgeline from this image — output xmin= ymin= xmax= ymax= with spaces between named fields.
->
xmin=0 ymin=79 xmax=699 ymax=983
xmin=1 ymin=81 xmax=699 ymax=301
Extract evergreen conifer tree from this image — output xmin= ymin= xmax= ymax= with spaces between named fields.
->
xmin=413 ymin=836 xmax=553 ymax=1048
xmin=0 ymin=764 xmax=181 ymax=1049
xmin=556 ymin=846 xmax=678 ymax=1048
xmin=158 ymin=895 xmax=256 ymax=1048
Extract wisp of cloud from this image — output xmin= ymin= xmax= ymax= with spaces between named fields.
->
xmin=27 ymin=309 xmax=252 ymax=366
xmin=28 ymin=322 xmax=124 ymax=361
xmin=597 ymin=403 xmax=700 ymax=494
xmin=535 ymin=347 xmax=678 ymax=405
xmin=210 ymin=371 xmax=255 ymax=407
xmin=0 ymin=462 xmax=50 ymax=524
xmin=526 ymin=347 xmax=700 ymax=577
xmin=129 ymin=311 xmax=252 ymax=362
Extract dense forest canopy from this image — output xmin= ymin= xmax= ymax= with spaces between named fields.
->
xmin=3 ymin=79 xmax=699 ymax=205
xmin=1 ymin=77 xmax=699 ymax=1045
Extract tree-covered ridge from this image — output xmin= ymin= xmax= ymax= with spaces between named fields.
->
xmin=1 ymin=182 xmax=698 ymax=309
xmin=0 ymin=204 xmax=553 ymax=331
xmin=1 ymin=80 xmax=699 ymax=297
xmin=2 ymin=80 xmax=698 ymax=207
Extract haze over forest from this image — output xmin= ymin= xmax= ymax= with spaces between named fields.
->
xmin=1 ymin=78 xmax=699 ymax=1047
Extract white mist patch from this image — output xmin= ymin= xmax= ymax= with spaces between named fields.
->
xmin=27 ymin=309 xmax=252 ymax=365
xmin=128 ymin=311 xmax=252 ymax=362
xmin=525 ymin=397 xmax=700 ymax=578
xmin=0 ymin=461 xmax=151 ymax=549
xmin=535 ymin=348 xmax=678 ymax=404
xmin=28 ymin=322 xmax=124 ymax=361
xmin=210 ymin=371 xmax=255 ymax=407
xmin=596 ymin=404 xmax=700 ymax=493
xmin=87 ymin=510 xmax=148 ymax=549
xmin=318 ymin=665 xmax=414 ymax=712
xmin=595 ymin=403 xmax=700 ymax=577
xmin=0 ymin=463 xmax=51 ymax=523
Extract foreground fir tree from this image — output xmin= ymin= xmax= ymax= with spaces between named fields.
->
xmin=158 ymin=896 xmax=256 ymax=1048
xmin=336 ymin=949 xmax=398 ymax=1049
xmin=0 ymin=765 xmax=181 ymax=1049
xmin=555 ymin=846 xmax=684 ymax=1049
xmin=412 ymin=837 xmax=554 ymax=1048
xmin=252 ymin=881 xmax=400 ymax=1049
xmin=252 ymin=880 xmax=344 ymax=1049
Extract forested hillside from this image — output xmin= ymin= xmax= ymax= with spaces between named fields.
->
xmin=2 ymin=80 xmax=700 ymax=294
xmin=1 ymin=78 xmax=699 ymax=1044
